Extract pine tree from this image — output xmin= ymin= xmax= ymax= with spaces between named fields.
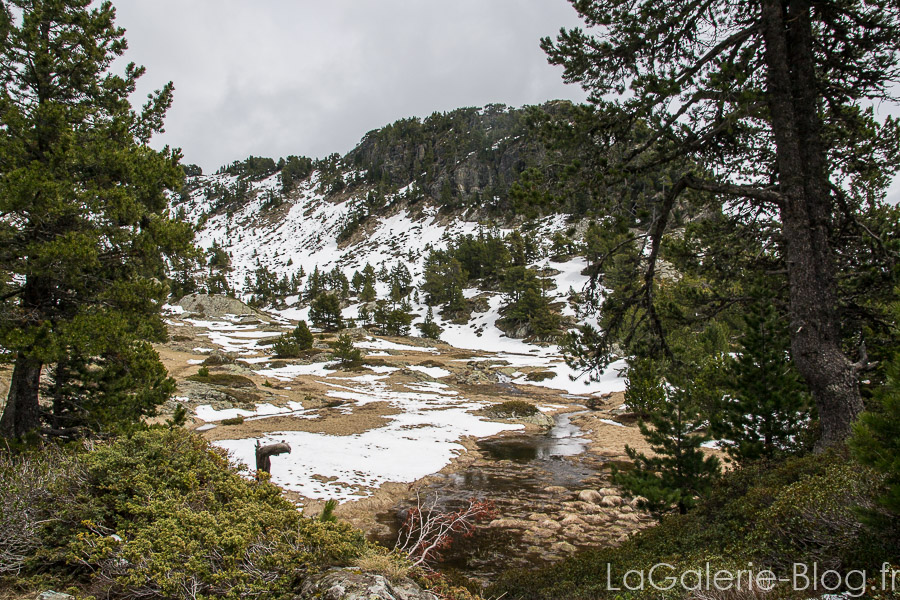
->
xmin=416 ymin=307 xmax=443 ymax=340
xmin=309 ymin=294 xmax=343 ymax=332
xmin=329 ymin=334 xmax=363 ymax=370
xmin=304 ymin=266 xmax=323 ymax=302
xmin=389 ymin=262 xmax=413 ymax=303
xmin=359 ymin=263 xmax=377 ymax=303
xmin=0 ymin=0 xmax=194 ymax=439
xmin=293 ymin=320 xmax=314 ymax=350
xmin=614 ymin=368 xmax=721 ymax=516
xmin=543 ymin=0 xmax=900 ymax=448
xmin=713 ymin=302 xmax=812 ymax=463
xmin=851 ymin=350 xmax=900 ymax=515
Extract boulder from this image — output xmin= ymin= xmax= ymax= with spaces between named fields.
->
xmin=549 ymin=541 xmax=578 ymax=554
xmin=176 ymin=293 xmax=267 ymax=319
xmin=577 ymin=489 xmax=604 ymax=504
xmin=297 ymin=568 xmax=437 ymax=600
xmin=538 ymin=519 xmax=562 ymax=531
xmin=600 ymin=495 xmax=624 ymax=507
xmin=37 ymin=593 xmax=74 ymax=600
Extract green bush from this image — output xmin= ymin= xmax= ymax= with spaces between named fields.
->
xmin=1 ymin=429 xmax=376 ymax=599
xmin=271 ymin=332 xmax=302 ymax=358
xmin=329 ymin=334 xmax=363 ymax=370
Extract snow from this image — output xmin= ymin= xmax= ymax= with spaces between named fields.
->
xmin=213 ymin=376 xmax=523 ymax=501
xmin=195 ymin=402 xmax=296 ymax=422
xmin=407 ymin=365 xmax=451 ymax=378
xmin=254 ymin=362 xmax=335 ymax=381
xmin=168 ymin=170 xmax=637 ymax=501
xmin=357 ymin=338 xmax=438 ymax=353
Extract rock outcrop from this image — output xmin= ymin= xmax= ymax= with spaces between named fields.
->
xmin=297 ymin=569 xmax=437 ymax=600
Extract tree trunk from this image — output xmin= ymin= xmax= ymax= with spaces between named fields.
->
xmin=760 ymin=0 xmax=863 ymax=450
xmin=0 ymin=353 xmax=43 ymax=439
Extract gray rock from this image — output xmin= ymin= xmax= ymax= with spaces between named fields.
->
xmin=176 ymin=293 xmax=268 ymax=320
xmin=37 ymin=592 xmax=74 ymax=600
xmin=297 ymin=568 xmax=437 ymax=600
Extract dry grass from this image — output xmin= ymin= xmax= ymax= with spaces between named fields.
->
xmin=352 ymin=548 xmax=411 ymax=581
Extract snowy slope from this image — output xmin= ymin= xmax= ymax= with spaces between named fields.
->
xmin=170 ymin=169 xmax=621 ymax=396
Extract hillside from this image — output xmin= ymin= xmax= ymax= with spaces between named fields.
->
xmin=168 ymin=102 xmax=611 ymax=366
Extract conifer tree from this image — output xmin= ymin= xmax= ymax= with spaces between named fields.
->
xmin=329 ymin=334 xmax=363 ymax=370
xmin=416 ymin=307 xmax=443 ymax=340
xmin=851 ymin=350 xmax=900 ymax=516
xmin=713 ymin=302 xmax=811 ymax=463
xmin=309 ymin=294 xmax=343 ymax=332
xmin=293 ymin=320 xmax=314 ymax=350
xmin=304 ymin=266 xmax=323 ymax=302
xmin=614 ymin=367 xmax=721 ymax=516
xmin=543 ymin=0 xmax=900 ymax=448
xmin=0 ymin=0 xmax=194 ymax=439
xmin=359 ymin=263 xmax=377 ymax=303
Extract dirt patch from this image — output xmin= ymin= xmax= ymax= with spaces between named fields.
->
xmin=198 ymin=401 xmax=401 ymax=441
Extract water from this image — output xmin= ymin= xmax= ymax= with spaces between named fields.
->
xmin=374 ymin=411 xmax=606 ymax=583
xmin=476 ymin=410 xmax=590 ymax=463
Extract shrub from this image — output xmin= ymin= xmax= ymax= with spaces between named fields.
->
xmin=293 ymin=320 xmax=315 ymax=350
xmin=220 ymin=416 xmax=245 ymax=426
xmin=851 ymin=350 xmax=900 ymax=516
xmin=486 ymin=400 xmax=539 ymax=418
xmin=1 ymin=429 xmax=378 ymax=598
xmin=329 ymin=334 xmax=363 ymax=370
xmin=201 ymin=351 xmax=236 ymax=366
xmin=0 ymin=444 xmax=82 ymax=574
xmin=271 ymin=332 xmax=302 ymax=358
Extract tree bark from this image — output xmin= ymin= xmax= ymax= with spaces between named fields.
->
xmin=760 ymin=0 xmax=863 ymax=449
xmin=0 ymin=353 xmax=43 ymax=439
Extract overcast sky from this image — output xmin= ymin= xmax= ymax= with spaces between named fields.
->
xmin=112 ymin=1 xmax=899 ymax=202
xmin=111 ymin=1 xmax=589 ymax=174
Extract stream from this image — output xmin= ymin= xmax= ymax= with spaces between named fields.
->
xmin=373 ymin=410 xmax=614 ymax=583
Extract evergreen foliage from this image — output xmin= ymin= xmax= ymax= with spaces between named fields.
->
xmin=0 ymin=0 xmax=196 ymax=439
xmin=358 ymin=263 xmax=377 ymax=303
xmin=416 ymin=307 xmax=443 ymax=340
xmin=713 ymin=302 xmax=812 ymax=463
xmin=279 ymin=155 xmax=313 ymax=192
xmin=0 ymin=429 xmax=375 ymax=597
xmin=851 ymin=348 xmax=900 ymax=516
xmin=309 ymin=294 xmax=343 ymax=332
xmin=420 ymin=250 xmax=468 ymax=314
xmin=217 ymin=155 xmax=278 ymax=180
xmin=543 ymin=0 xmax=900 ymax=448
xmin=372 ymin=300 xmax=413 ymax=337
xmin=614 ymin=366 xmax=721 ymax=516
xmin=270 ymin=321 xmax=314 ymax=359
xmin=499 ymin=266 xmax=561 ymax=340
xmin=329 ymin=334 xmax=363 ymax=370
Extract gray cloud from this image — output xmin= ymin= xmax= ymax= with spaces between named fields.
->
xmin=110 ymin=1 xmax=900 ymax=201
xmin=112 ymin=1 xmax=589 ymax=172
